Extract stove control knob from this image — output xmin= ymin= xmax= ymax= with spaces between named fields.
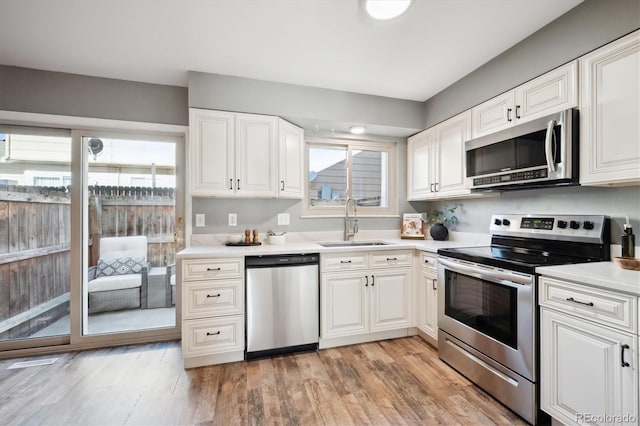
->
xmin=570 ymin=220 xmax=580 ymax=230
xmin=557 ymin=220 xmax=568 ymax=229
xmin=502 ymin=219 xmax=511 ymax=226
xmin=583 ymin=221 xmax=595 ymax=230
xmin=494 ymin=219 xmax=502 ymax=226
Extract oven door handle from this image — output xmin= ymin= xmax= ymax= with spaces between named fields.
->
xmin=438 ymin=257 xmax=533 ymax=287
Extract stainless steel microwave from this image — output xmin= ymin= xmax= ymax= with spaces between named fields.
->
xmin=465 ymin=108 xmax=578 ymax=191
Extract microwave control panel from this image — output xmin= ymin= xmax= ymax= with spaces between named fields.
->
xmin=473 ymin=168 xmax=548 ymax=186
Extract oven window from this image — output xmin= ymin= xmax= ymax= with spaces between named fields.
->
xmin=444 ymin=270 xmax=518 ymax=348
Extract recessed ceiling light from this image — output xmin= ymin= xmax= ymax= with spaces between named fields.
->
xmin=350 ymin=125 xmax=366 ymax=134
xmin=364 ymin=0 xmax=412 ymax=21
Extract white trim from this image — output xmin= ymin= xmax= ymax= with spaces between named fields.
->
xmin=0 ymin=110 xmax=187 ymax=135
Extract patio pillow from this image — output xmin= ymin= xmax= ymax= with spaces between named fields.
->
xmin=96 ymin=256 xmax=146 ymax=278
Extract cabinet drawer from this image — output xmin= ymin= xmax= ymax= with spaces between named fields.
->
xmin=370 ymin=250 xmax=413 ymax=269
xmin=182 ymin=258 xmax=243 ymax=281
xmin=182 ymin=279 xmax=243 ymax=319
xmin=421 ymin=253 xmax=438 ymax=272
xmin=539 ymin=276 xmax=637 ymax=333
xmin=182 ymin=316 xmax=244 ymax=357
xmin=322 ymin=253 xmax=368 ymax=271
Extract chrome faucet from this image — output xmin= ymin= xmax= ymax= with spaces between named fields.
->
xmin=344 ymin=197 xmax=358 ymax=241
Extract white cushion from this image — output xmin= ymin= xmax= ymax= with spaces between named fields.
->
xmin=170 ymin=274 xmax=176 ymax=286
xmin=89 ymin=274 xmax=142 ymax=292
xmin=100 ymin=236 xmax=147 ymax=261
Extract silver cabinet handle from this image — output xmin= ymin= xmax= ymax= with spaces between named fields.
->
xmin=515 ymin=105 xmax=521 ymax=119
xmin=432 ymin=278 xmax=437 ymax=291
xmin=507 ymin=108 xmax=512 ymax=122
xmin=434 ymin=182 xmax=439 ymax=192
xmin=281 ymin=180 xmax=285 ymax=191
xmin=430 ymin=183 xmax=435 ymax=192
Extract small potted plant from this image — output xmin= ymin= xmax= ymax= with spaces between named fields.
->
xmin=428 ymin=205 xmax=458 ymax=241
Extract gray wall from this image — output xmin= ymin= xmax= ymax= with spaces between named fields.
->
xmin=188 ymin=72 xmax=424 ymax=137
xmin=423 ymin=0 xmax=640 ymax=128
xmin=0 ymin=65 xmax=188 ymax=125
xmin=428 ymin=186 xmax=640 ymax=245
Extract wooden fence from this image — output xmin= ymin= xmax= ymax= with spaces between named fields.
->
xmin=0 ymin=185 xmax=175 ymax=340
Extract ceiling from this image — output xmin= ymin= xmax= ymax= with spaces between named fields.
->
xmin=0 ymin=0 xmax=582 ymax=102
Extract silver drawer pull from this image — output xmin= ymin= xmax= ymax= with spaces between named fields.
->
xmin=387 ymin=257 xmax=398 ymax=261
xmin=566 ymin=297 xmax=594 ymax=307
xmin=206 ymin=293 xmax=221 ymax=298
xmin=206 ymin=267 xmax=222 ymax=271
xmin=340 ymin=260 xmax=352 ymax=264
xmin=206 ymin=331 xmax=221 ymax=336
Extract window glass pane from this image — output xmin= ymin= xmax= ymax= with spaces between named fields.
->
xmin=352 ymin=149 xmax=388 ymax=208
xmin=308 ymin=146 xmax=347 ymax=207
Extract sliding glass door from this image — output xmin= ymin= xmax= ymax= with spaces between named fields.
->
xmin=81 ymin=133 xmax=178 ymax=335
xmin=0 ymin=126 xmax=72 ymax=349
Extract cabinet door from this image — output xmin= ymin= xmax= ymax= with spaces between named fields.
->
xmin=189 ymin=109 xmax=235 ymax=195
xmin=434 ymin=110 xmax=471 ymax=197
xmin=321 ymin=271 xmax=368 ymax=338
xmin=417 ymin=269 xmax=438 ymax=340
xmin=471 ymin=91 xmax=514 ymax=138
xmin=541 ymin=308 xmax=638 ymax=425
xmin=235 ymin=113 xmax=278 ymax=197
xmin=579 ymin=30 xmax=640 ymax=185
xmin=515 ymin=61 xmax=578 ymax=123
xmin=407 ymin=128 xmax=436 ymax=200
xmin=370 ymin=269 xmax=413 ymax=333
xmin=278 ymin=119 xmax=304 ymax=198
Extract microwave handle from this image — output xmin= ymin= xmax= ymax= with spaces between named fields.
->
xmin=545 ymin=120 xmax=557 ymax=172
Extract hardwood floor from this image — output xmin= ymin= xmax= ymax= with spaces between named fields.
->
xmin=0 ymin=337 xmax=527 ymax=425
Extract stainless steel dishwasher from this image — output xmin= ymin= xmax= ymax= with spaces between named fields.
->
xmin=245 ymin=253 xmax=319 ymax=359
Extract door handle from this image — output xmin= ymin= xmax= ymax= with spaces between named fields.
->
xmin=506 ymin=108 xmax=512 ymax=122
xmin=371 ymin=275 xmax=375 ymax=286
xmin=206 ymin=267 xmax=222 ymax=271
xmin=229 ymin=178 xmax=233 ymax=190
xmin=206 ymin=331 xmax=221 ymax=336
xmin=515 ymin=105 xmax=521 ymax=119
xmin=237 ymin=179 xmax=240 ymax=191
xmin=281 ymin=180 xmax=285 ymax=191
xmin=545 ymin=119 xmax=558 ymax=173
xmin=364 ymin=275 xmax=369 ymax=287
xmin=565 ymin=297 xmax=594 ymax=307
xmin=206 ymin=293 xmax=221 ymax=298
xmin=432 ymin=278 xmax=437 ymax=290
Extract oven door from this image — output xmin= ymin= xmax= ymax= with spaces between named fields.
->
xmin=437 ymin=256 xmax=536 ymax=381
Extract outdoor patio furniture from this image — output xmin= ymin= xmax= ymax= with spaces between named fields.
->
xmin=165 ymin=264 xmax=176 ymax=307
xmin=87 ymin=236 xmax=150 ymax=313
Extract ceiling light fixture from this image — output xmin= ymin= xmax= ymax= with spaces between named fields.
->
xmin=364 ymin=0 xmax=412 ymax=21
xmin=349 ymin=125 xmax=366 ymax=135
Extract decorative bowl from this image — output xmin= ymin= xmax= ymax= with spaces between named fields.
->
xmin=269 ymin=235 xmax=286 ymax=245
xmin=226 ymin=234 xmax=244 ymax=244
xmin=613 ymin=257 xmax=640 ymax=271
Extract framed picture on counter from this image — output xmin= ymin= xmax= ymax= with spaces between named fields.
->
xmin=401 ymin=213 xmax=425 ymax=239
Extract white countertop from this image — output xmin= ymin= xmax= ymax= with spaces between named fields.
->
xmin=177 ymin=231 xmax=490 ymax=258
xmin=537 ymin=262 xmax=640 ymax=296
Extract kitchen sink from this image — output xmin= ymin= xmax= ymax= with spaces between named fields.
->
xmin=318 ymin=241 xmax=392 ymax=248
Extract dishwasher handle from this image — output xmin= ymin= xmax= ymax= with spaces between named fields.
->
xmin=245 ymin=253 xmax=320 ymax=268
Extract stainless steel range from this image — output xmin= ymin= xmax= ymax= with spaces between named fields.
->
xmin=437 ymin=214 xmax=610 ymax=425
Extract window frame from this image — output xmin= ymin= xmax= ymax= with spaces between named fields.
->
xmin=302 ymin=137 xmax=398 ymax=217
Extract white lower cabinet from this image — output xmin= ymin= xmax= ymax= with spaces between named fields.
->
xmin=540 ymin=276 xmax=639 ymax=425
xmin=180 ymin=257 xmax=245 ymax=368
xmin=417 ymin=252 xmax=438 ymax=343
xmin=320 ymin=250 xmax=413 ymax=346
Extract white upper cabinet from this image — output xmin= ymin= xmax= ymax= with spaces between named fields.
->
xmin=579 ymin=30 xmax=640 ymax=186
xmin=407 ymin=110 xmax=471 ymax=200
xmin=471 ymin=61 xmax=578 ymax=138
xmin=189 ymin=108 xmax=303 ymax=198
xmin=407 ymin=128 xmax=435 ymax=201
xmin=435 ymin=110 xmax=471 ymax=196
xmin=277 ymin=118 xmax=305 ymax=198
